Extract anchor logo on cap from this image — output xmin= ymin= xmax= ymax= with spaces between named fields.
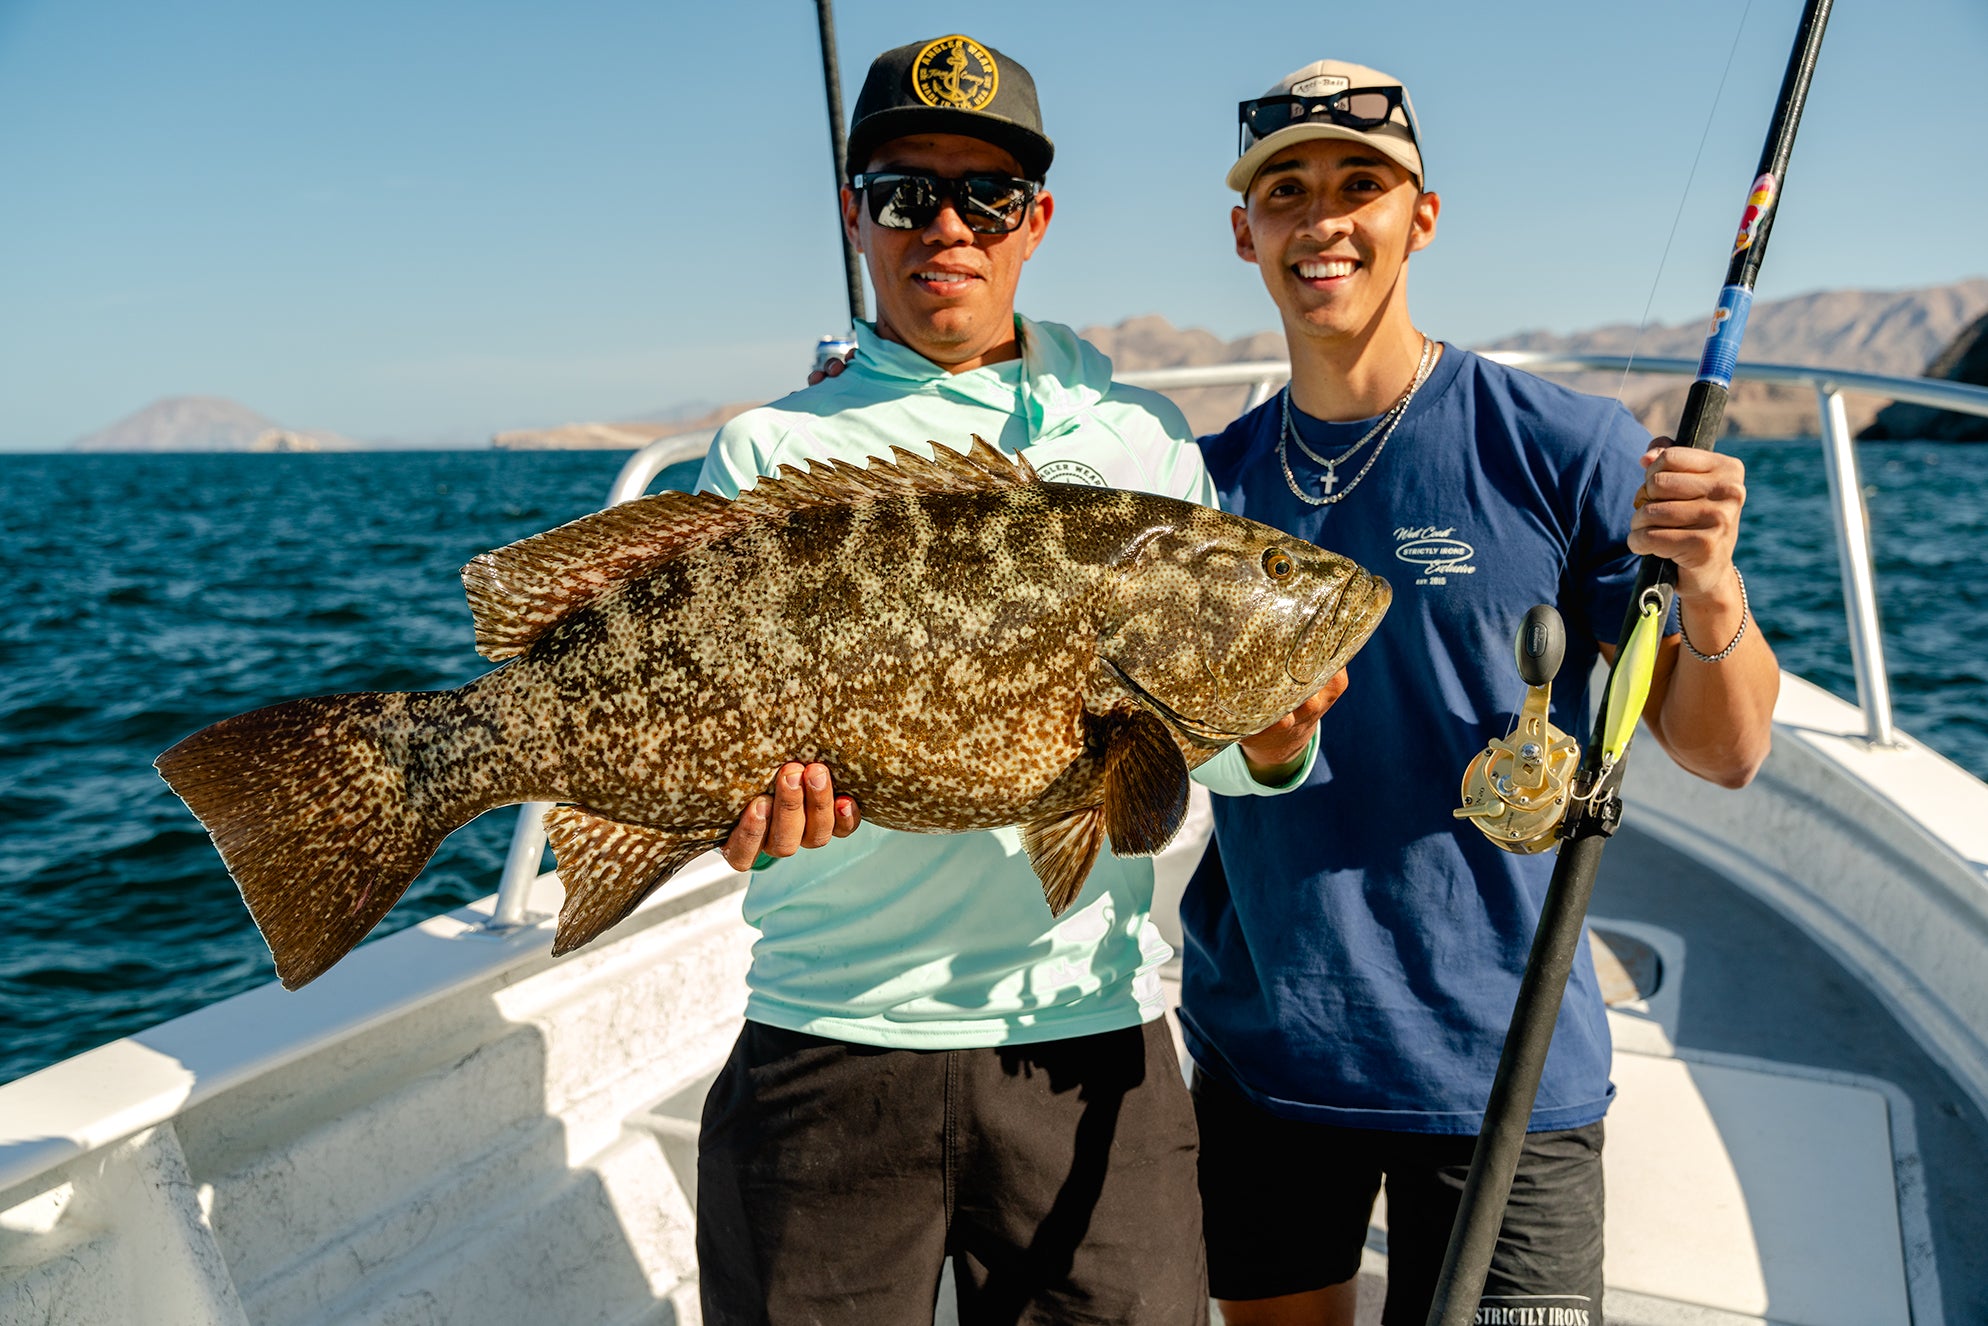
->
xmin=912 ymin=35 xmax=1000 ymax=111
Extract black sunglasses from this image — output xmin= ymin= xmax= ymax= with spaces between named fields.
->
xmin=1237 ymin=86 xmax=1419 ymax=157
xmin=850 ymin=171 xmax=1041 ymax=236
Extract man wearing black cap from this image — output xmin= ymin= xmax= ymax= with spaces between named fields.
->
xmin=691 ymin=35 xmax=1332 ymax=1325
xmin=1180 ymin=59 xmax=1779 ymax=1325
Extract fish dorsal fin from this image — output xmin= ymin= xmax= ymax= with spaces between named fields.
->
xmin=462 ymin=490 xmax=745 ymax=661
xmin=463 ymin=436 xmax=1037 ymax=663
xmin=727 ymin=434 xmax=1036 ymax=521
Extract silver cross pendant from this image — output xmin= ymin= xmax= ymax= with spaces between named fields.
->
xmin=1317 ymin=464 xmax=1339 ymax=496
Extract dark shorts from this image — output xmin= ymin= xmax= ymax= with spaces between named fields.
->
xmin=698 ymin=1018 xmax=1208 ymax=1326
xmin=1192 ymin=1067 xmax=1604 ymax=1325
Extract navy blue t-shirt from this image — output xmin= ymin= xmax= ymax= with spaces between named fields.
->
xmin=1180 ymin=347 xmax=1650 ymax=1133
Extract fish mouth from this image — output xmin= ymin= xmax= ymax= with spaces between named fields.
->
xmin=1290 ymin=572 xmax=1391 ymax=683
xmin=1105 ymin=659 xmax=1254 ymax=743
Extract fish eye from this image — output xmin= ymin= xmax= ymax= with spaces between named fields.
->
xmin=1262 ymin=548 xmax=1295 ymax=580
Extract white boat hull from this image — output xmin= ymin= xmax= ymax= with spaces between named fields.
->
xmin=3 ymin=673 xmax=1981 ymax=1324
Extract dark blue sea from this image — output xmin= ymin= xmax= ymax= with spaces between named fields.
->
xmin=3 ymin=443 xmax=1985 ymax=1085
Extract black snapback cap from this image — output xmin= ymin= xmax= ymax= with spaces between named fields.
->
xmin=845 ymin=34 xmax=1054 ymax=181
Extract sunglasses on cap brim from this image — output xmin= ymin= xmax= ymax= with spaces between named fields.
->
xmin=1237 ymin=85 xmax=1421 ymax=161
xmin=850 ymin=171 xmax=1041 ymax=236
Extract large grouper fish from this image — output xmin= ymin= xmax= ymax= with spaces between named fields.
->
xmin=157 ymin=436 xmax=1390 ymax=989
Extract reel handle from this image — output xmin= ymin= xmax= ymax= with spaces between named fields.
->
xmin=1515 ymin=604 xmax=1566 ymax=689
xmin=1455 ymin=603 xmax=1581 ymax=854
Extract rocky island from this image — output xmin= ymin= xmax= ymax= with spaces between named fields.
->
xmin=1859 ymin=311 xmax=1988 ymax=442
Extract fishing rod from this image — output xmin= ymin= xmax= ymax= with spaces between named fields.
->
xmin=813 ymin=0 xmax=868 ymax=329
xmin=1428 ymin=1 xmax=1832 ymax=1320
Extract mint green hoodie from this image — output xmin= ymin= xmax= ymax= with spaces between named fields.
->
xmin=696 ymin=316 xmax=1308 ymax=1048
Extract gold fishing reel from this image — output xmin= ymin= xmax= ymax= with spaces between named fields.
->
xmin=1455 ymin=605 xmax=1582 ymax=854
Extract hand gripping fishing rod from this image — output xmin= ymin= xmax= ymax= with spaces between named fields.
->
xmin=1427 ymin=2 xmax=1832 ymax=1321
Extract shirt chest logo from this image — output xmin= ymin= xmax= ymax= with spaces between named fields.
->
xmin=1034 ymin=458 xmax=1108 ymax=488
xmin=1395 ymin=525 xmax=1478 ymax=586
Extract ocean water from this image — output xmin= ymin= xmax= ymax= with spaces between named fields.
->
xmin=2 ymin=442 xmax=1984 ymax=1085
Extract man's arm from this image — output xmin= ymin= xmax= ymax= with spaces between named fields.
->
xmin=1235 ymin=671 xmax=1347 ymax=782
xmin=696 ymin=415 xmax=774 ymax=502
xmin=1605 ymin=443 xmax=1779 ymax=788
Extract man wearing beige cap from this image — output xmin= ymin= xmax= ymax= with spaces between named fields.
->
xmin=1178 ymin=60 xmax=1780 ymax=1324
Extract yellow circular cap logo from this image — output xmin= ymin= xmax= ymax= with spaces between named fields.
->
xmin=911 ymin=35 xmax=999 ymax=111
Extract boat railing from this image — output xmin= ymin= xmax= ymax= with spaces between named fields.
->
xmin=485 ymin=428 xmax=715 ymax=929
xmin=487 ymin=353 xmax=1988 ymax=930
xmin=1111 ymin=351 xmax=1988 ymax=758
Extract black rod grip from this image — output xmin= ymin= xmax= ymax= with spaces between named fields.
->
xmin=1425 ymin=829 xmax=1609 ymax=1326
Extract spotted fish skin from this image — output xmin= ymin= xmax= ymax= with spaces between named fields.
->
xmin=157 ymin=437 xmax=1389 ymax=989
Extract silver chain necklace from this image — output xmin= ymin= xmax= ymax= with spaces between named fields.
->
xmin=1276 ymin=337 xmax=1435 ymax=506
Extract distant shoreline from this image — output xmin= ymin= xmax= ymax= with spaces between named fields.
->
xmin=40 ymin=278 xmax=1988 ymax=455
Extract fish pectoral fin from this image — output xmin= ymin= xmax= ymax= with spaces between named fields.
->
xmin=1101 ymin=708 xmax=1191 ymax=857
xmin=544 ymin=806 xmax=720 ymax=955
xmin=1021 ymin=806 xmax=1106 ymax=917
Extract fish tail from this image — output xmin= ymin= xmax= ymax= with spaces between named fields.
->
xmin=156 ymin=690 xmax=482 ymax=989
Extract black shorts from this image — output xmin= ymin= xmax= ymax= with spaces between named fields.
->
xmin=1192 ymin=1067 xmax=1604 ymax=1325
xmin=698 ymin=1018 xmax=1208 ymax=1326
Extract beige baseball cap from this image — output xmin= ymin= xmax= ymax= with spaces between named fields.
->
xmin=1228 ymin=59 xmax=1425 ymax=193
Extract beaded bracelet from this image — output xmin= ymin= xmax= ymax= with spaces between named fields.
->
xmin=1681 ymin=568 xmax=1749 ymax=663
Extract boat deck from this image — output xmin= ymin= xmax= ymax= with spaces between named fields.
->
xmin=5 ymin=683 xmax=1988 ymax=1324
xmin=1583 ymin=826 xmax=1985 ymax=1324
xmin=626 ymin=820 xmax=1985 ymax=1325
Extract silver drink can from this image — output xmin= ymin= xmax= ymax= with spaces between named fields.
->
xmin=812 ymin=333 xmax=858 ymax=374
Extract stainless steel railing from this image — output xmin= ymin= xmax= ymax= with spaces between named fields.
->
xmin=1479 ymin=354 xmax=1988 ymax=752
xmin=487 ymin=352 xmax=1988 ymax=928
xmin=1117 ymin=351 xmax=1988 ymax=752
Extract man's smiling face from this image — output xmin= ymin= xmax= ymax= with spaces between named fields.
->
xmin=842 ymin=133 xmax=1053 ymax=372
xmin=1232 ymin=138 xmax=1438 ymax=351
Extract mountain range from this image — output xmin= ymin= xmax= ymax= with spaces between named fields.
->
xmin=68 ymin=396 xmax=364 ymax=454
xmin=1085 ymin=278 xmax=1988 ymax=437
xmin=490 ymin=402 xmax=756 ymax=451
xmin=60 ymin=279 xmax=1988 ymax=451
xmin=1479 ymin=278 xmax=1988 ymax=442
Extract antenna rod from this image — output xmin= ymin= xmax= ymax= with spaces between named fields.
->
xmin=814 ymin=0 xmax=867 ymax=326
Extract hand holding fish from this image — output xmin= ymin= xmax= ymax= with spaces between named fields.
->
xmin=1628 ymin=441 xmax=1748 ymax=601
xmin=1237 ymin=669 xmax=1350 ymax=782
xmin=721 ymin=761 xmax=862 ymax=870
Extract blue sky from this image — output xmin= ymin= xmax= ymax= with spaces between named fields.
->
xmin=1 ymin=0 xmax=1983 ymax=450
